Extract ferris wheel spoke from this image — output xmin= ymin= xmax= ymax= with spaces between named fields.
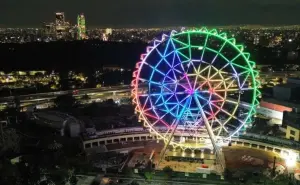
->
xmin=138 ymin=78 xmax=161 ymax=86
xmin=139 ymin=92 xmax=172 ymax=97
xmin=144 ymin=113 xmax=170 ymax=129
xmin=225 ymin=98 xmax=240 ymax=106
xmin=197 ymin=64 xmax=210 ymax=76
xmin=157 ymin=92 xmax=191 ymax=118
xmin=211 ymin=80 xmax=226 ymax=91
xmin=215 ymin=87 xmax=254 ymax=92
xmin=174 ymin=51 xmax=189 ymax=76
xmin=155 ymin=48 xmax=173 ymax=69
xmin=158 ymin=97 xmax=192 ymax=163
xmin=170 ymin=39 xmax=187 ymax=73
xmin=238 ymin=71 xmax=252 ymax=88
xmin=150 ymin=119 xmax=161 ymax=128
xmin=146 ymin=63 xmax=176 ymax=82
xmin=208 ymin=70 xmax=221 ymax=81
xmin=218 ymin=63 xmax=231 ymax=74
xmin=200 ymin=33 xmax=209 ymax=61
xmin=209 ymin=123 xmax=223 ymax=136
xmin=156 ymin=49 xmax=172 ymax=68
xmin=210 ymin=40 xmax=227 ymax=65
xmin=214 ymin=118 xmax=229 ymax=133
xmin=211 ymin=103 xmax=238 ymax=120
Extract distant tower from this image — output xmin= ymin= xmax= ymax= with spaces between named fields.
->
xmin=55 ymin=12 xmax=65 ymax=26
xmin=253 ymin=34 xmax=259 ymax=45
xmin=77 ymin=13 xmax=87 ymax=40
xmin=55 ymin=12 xmax=67 ymax=39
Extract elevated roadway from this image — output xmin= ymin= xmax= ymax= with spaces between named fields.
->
xmin=0 ymin=69 xmax=299 ymax=105
xmin=0 ymin=85 xmax=131 ymax=103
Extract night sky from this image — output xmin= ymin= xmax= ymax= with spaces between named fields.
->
xmin=1 ymin=0 xmax=300 ymax=27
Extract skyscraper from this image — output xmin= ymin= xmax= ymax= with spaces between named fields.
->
xmin=55 ymin=12 xmax=65 ymax=26
xmin=55 ymin=12 xmax=70 ymax=39
xmin=77 ymin=13 xmax=87 ymax=40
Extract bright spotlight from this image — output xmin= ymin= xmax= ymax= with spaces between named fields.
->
xmin=281 ymin=150 xmax=297 ymax=168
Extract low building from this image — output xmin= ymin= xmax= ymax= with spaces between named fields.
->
xmin=272 ymin=77 xmax=300 ymax=101
xmin=283 ymin=111 xmax=300 ymax=142
xmin=33 ymin=111 xmax=80 ymax=137
xmin=273 ymin=83 xmax=300 ymax=101
xmin=257 ymin=98 xmax=295 ymax=122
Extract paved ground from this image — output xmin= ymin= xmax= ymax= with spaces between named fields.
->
xmin=223 ymin=146 xmax=285 ymax=170
xmin=107 ymin=140 xmax=300 ymax=176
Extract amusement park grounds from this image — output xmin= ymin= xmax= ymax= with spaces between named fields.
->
xmin=70 ymin=144 xmax=300 ymax=185
xmin=43 ymin=140 xmax=299 ymax=185
xmin=113 ymin=141 xmax=298 ymax=183
xmin=125 ymin=141 xmax=297 ymax=171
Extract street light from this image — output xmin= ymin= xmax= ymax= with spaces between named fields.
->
xmin=281 ymin=150 xmax=297 ymax=174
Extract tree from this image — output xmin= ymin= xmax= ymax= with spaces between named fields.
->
xmin=144 ymin=172 xmax=153 ymax=181
xmin=123 ymin=167 xmax=133 ymax=177
xmin=81 ymin=94 xmax=90 ymax=100
xmin=69 ymin=175 xmax=78 ymax=185
xmin=0 ymin=158 xmax=22 ymax=185
xmin=232 ymin=170 xmax=246 ymax=184
xmin=271 ymin=125 xmax=280 ymax=136
xmin=14 ymin=96 xmax=21 ymax=113
xmin=224 ymin=168 xmax=233 ymax=181
xmin=54 ymin=94 xmax=77 ymax=112
xmin=82 ymin=102 xmax=99 ymax=117
xmin=162 ymin=166 xmax=173 ymax=179
xmin=104 ymin=99 xmax=115 ymax=106
xmin=34 ymin=72 xmax=44 ymax=79
xmin=0 ymin=128 xmax=21 ymax=153
xmin=81 ymin=94 xmax=90 ymax=104
xmin=130 ymin=181 xmax=139 ymax=185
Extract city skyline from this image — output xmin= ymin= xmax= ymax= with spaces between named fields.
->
xmin=2 ymin=0 xmax=300 ymax=27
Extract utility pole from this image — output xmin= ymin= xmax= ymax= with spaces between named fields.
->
xmin=272 ymin=156 xmax=276 ymax=177
xmin=0 ymin=121 xmax=5 ymax=148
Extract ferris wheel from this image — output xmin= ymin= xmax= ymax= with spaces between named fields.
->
xmin=131 ymin=28 xmax=260 ymax=151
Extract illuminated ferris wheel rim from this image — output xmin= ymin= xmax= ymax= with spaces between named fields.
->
xmin=132 ymin=28 xmax=260 ymax=147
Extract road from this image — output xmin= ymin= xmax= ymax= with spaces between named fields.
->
xmin=0 ymin=85 xmax=131 ymax=103
xmin=0 ymin=70 xmax=299 ymax=110
xmin=1 ymin=70 xmax=298 ymax=102
xmin=0 ymin=85 xmax=131 ymax=110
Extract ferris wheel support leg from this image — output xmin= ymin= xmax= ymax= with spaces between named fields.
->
xmin=193 ymin=95 xmax=226 ymax=172
xmin=158 ymin=97 xmax=192 ymax=167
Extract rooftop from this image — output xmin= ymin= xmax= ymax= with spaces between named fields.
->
xmin=274 ymin=83 xmax=300 ymax=88
xmin=262 ymin=98 xmax=300 ymax=110
xmin=284 ymin=111 xmax=300 ymax=129
xmin=33 ymin=111 xmax=77 ymax=129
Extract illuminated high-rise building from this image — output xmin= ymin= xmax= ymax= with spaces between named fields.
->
xmin=253 ymin=34 xmax=259 ymax=45
xmin=55 ymin=12 xmax=65 ymax=26
xmin=55 ymin=12 xmax=70 ymax=40
xmin=105 ymin=28 xmax=113 ymax=35
xmin=77 ymin=13 xmax=87 ymax=40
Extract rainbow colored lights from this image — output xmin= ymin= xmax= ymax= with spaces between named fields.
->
xmin=131 ymin=28 xmax=260 ymax=148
